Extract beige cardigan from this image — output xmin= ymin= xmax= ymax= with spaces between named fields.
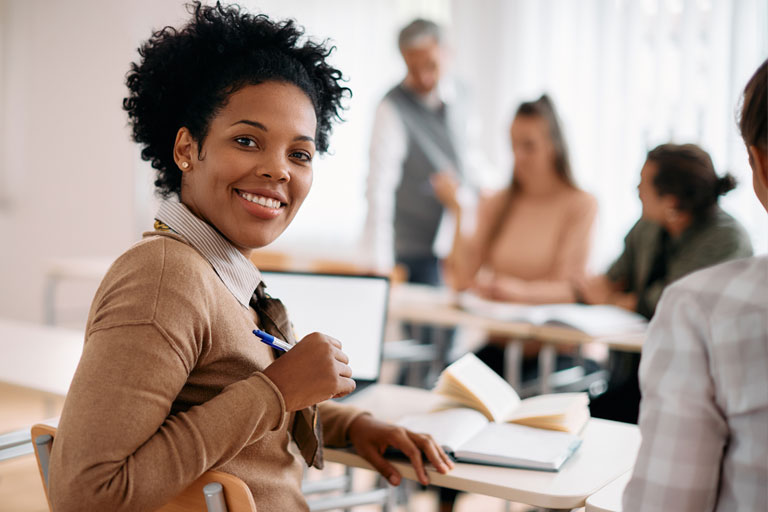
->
xmin=48 ymin=233 xmax=364 ymax=511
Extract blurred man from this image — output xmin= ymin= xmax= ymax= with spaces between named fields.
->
xmin=363 ymin=18 xmax=472 ymax=284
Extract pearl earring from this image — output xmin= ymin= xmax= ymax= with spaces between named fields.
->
xmin=181 ymin=162 xmax=190 ymax=170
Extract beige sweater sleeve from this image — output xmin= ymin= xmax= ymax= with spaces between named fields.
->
xmin=48 ymin=240 xmax=291 ymax=512
xmin=319 ymin=400 xmax=367 ymax=447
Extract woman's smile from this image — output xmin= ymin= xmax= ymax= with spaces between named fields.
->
xmin=236 ymin=188 xmax=287 ymax=219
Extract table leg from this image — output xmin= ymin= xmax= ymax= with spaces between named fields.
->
xmin=538 ymin=344 xmax=556 ymax=394
xmin=504 ymin=339 xmax=523 ymax=392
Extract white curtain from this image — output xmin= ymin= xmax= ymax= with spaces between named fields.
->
xmin=450 ymin=0 xmax=768 ymax=268
xmin=131 ymin=0 xmax=767 ymax=266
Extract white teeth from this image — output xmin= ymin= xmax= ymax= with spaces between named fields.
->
xmin=239 ymin=191 xmax=282 ymax=209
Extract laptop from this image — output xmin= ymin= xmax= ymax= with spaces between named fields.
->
xmin=259 ymin=270 xmax=390 ymax=396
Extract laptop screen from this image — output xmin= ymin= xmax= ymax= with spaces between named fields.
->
xmin=259 ymin=271 xmax=389 ymax=383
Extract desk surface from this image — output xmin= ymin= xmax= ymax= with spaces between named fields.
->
xmin=328 ymin=384 xmax=640 ymax=509
xmin=388 ymin=283 xmax=644 ymax=352
xmin=0 ymin=319 xmax=83 ymax=395
xmin=586 ymin=470 xmax=631 ymax=512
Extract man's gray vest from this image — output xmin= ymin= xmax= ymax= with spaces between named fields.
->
xmin=386 ymin=84 xmax=462 ymax=260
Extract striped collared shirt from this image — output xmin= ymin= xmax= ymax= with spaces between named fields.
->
xmin=154 ymin=199 xmax=261 ymax=308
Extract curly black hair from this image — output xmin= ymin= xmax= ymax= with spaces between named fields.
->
xmin=123 ymin=1 xmax=350 ymax=198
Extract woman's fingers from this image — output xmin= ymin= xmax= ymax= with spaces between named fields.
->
xmin=409 ymin=432 xmax=454 ymax=473
xmin=391 ymin=430 xmax=429 ymax=485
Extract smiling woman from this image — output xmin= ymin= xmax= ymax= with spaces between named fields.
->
xmin=45 ymin=3 xmax=452 ymax=512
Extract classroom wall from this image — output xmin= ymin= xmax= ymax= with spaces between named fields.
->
xmin=0 ymin=0 xmax=180 ymax=323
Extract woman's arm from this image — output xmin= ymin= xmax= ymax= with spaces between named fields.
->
xmin=432 ymin=173 xmax=506 ymax=291
xmin=49 ymin=323 xmax=287 ymax=512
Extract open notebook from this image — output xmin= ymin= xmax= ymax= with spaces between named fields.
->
xmin=396 ymin=353 xmax=586 ymax=471
xmin=260 ymin=270 xmax=389 ymax=394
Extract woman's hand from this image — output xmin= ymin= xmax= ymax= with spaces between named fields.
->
xmin=473 ymin=271 xmax=527 ymax=302
xmin=572 ymin=275 xmax=616 ymax=304
xmin=347 ymin=414 xmax=454 ymax=486
xmin=573 ymin=275 xmax=638 ymax=311
xmin=262 ymin=332 xmax=355 ymax=411
xmin=430 ymin=172 xmax=461 ymax=211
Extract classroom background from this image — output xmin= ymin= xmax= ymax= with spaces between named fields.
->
xmin=0 ymin=0 xmax=766 ymax=323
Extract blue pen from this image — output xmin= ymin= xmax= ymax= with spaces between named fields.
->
xmin=253 ymin=329 xmax=292 ymax=352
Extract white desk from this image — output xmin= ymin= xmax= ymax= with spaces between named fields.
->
xmin=327 ymin=384 xmax=640 ymax=510
xmin=0 ymin=319 xmax=83 ymax=395
xmin=586 ymin=471 xmax=631 ymax=512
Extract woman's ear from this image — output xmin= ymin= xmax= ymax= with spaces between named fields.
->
xmin=173 ymin=127 xmax=196 ymax=172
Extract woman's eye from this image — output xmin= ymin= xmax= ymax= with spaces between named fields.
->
xmin=290 ymin=151 xmax=313 ymax=162
xmin=235 ymin=137 xmax=257 ymax=148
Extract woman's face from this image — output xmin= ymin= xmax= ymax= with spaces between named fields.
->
xmin=176 ymin=81 xmax=316 ymax=255
xmin=510 ymin=115 xmax=558 ymax=190
xmin=638 ymin=160 xmax=669 ymax=223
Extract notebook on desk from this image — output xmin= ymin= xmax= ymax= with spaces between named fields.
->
xmin=259 ymin=270 xmax=389 ymax=396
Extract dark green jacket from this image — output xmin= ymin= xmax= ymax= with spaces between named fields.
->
xmin=606 ymin=206 xmax=752 ymax=318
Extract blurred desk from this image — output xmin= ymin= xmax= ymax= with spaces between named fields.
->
xmin=327 ymin=384 xmax=640 ymax=510
xmin=44 ymin=256 xmax=113 ymax=325
xmin=388 ymin=283 xmax=644 ymax=351
xmin=0 ymin=319 xmax=83 ymax=396
xmin=387 ymin=283 xmax=645 ymax=392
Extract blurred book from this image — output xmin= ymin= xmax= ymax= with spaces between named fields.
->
xmin=459 ymin=292 xmax=648 ymax=337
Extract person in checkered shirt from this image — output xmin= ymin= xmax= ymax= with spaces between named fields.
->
xmin=623 ymin=58 xmax=768 ymax=511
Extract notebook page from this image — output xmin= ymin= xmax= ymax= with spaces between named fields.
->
xmin=397 ymin=408 xmax=489 ymax=453
xmin=437 ymin=353 xmax=521 ymax=422
xmin=454 ymin=423 xmax=582 ymax=471
xmin=507 ymin=392 xmax=589 ymax=421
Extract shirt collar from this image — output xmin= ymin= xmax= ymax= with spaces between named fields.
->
xmin=154 ymin=199 xmax=261 ymax=308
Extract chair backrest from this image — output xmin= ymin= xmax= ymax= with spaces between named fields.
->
xmin=30 ymin=423 xmax=257 ymax=512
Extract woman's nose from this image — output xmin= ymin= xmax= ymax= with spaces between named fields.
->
xmin=256 ymin=153 xmax=290 ymax=182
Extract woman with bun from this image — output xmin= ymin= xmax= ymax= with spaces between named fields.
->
xmin=578 ymin=142 xmax=753 ymax=424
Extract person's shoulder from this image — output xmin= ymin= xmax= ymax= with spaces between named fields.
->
xmin=116 ymin=232 xmax=207 ymax=273
xmin=382 ymin=84 xmax=404 ymax=101
xmin=91 ymin=233 xmax=224 ymax=333
xmin=709 ymin=207 xmax=751 ymax=238
xmin=105 ymin=233 xmax=217 ymax=300
xmin=688 ymin=207 xmax=753 ymax=255
xmin=623 ymin=217 xmax=658 ymax=242
xmin=563 ymin=187 xmax=598 ymax=212
xmin=665 ymin=255 xmax=766 ymax=300
xmin=479 ymin=188 xmax=510 ymax=217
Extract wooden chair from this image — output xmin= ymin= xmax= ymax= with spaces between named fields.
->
xmin=30 ymin=423 xmax=257 ymax=512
